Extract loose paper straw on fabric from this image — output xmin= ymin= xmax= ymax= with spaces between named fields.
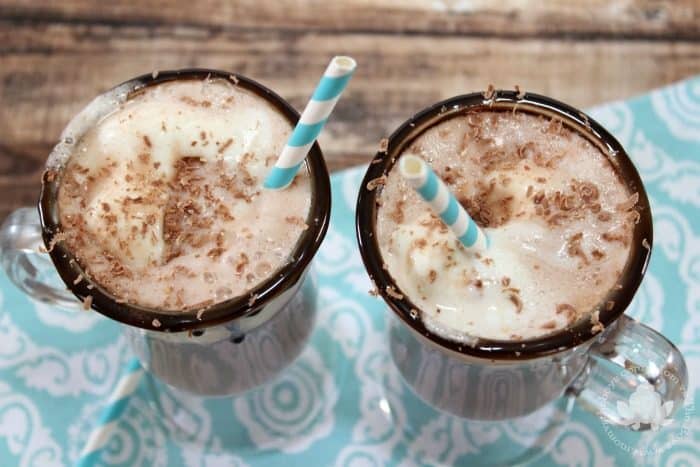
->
xmin=400 ymin=154 xmax=488 ymax=250
xmin=76 ymin=358 xmax=144 ymax=467
xmin=264 ymin=56 xmax=357 ymax=190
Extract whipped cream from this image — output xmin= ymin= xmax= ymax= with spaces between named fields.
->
xmin=56 ymin=78 xmax=311 ymax=310
xmin=377 ymin=111 xmax=636 ymax=341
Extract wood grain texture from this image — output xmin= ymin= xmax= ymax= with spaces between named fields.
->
xmin=2 ymin=0 xmax=699 ymax=39
xmin=1 ymin=1 xmax=700 ymax=220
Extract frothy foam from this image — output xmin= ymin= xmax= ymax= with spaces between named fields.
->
xmin=55 ymin=78 xmax=311 ymax=311
xmin=376 ymin=111 xmax=637 ymax=341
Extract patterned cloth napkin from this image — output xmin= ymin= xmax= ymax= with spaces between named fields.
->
xmin=0 ymin=76 xmax=698 ymax=466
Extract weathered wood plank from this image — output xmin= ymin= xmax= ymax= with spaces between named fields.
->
xmin=1 ymin=0 xmax=699 ymax=40
xmin=1 ymin=22 xmax=700 ymax=219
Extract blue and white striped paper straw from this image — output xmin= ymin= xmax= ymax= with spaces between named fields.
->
xmin=264 ymin=56 xmax=356 ymax=190
xmin=76 ymin=358 xmax=144 ymax=467
xmin=400 ymin=154 xmax=488 ymax=250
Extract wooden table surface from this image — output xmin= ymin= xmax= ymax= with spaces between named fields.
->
xmin=1 ymin=1 xmax=699 ymax=220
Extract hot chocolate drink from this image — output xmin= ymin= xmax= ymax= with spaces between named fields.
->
xmin=376 ymin=110 xmax=638 ymax=341
xmin=52 ymin=78 xmax=311 ymax=311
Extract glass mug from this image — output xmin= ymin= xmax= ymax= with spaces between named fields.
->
xmin=356 ymin=90 xmax=688 ymax=426
xmin=0 ymin=69 xmax=331 ymax=397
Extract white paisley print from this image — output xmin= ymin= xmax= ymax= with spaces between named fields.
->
xmin=234 ymin=346 xmax=337 ymax=454
xmin=651 ymin=78 xmax=700 ymax=142
xmin=0 ymin=381 xmax=63 ymax=467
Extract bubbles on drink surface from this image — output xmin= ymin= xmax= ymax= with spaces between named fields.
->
xmin=376 ymin=110 xmax=636 ymax=341
xmin=55 ymin=78 xmax=312 ymax=311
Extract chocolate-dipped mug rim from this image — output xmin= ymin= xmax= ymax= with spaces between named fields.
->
xmin=356 ymin=90 xmax=652 ymax=361
xmin=39 ymin=68 xmax=331 ymax=333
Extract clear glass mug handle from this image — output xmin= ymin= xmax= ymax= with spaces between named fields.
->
xmin=569 ymin=314 xmax=688 ymax=430
xmin=0 ymin=207 xmax=78 ymax=307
